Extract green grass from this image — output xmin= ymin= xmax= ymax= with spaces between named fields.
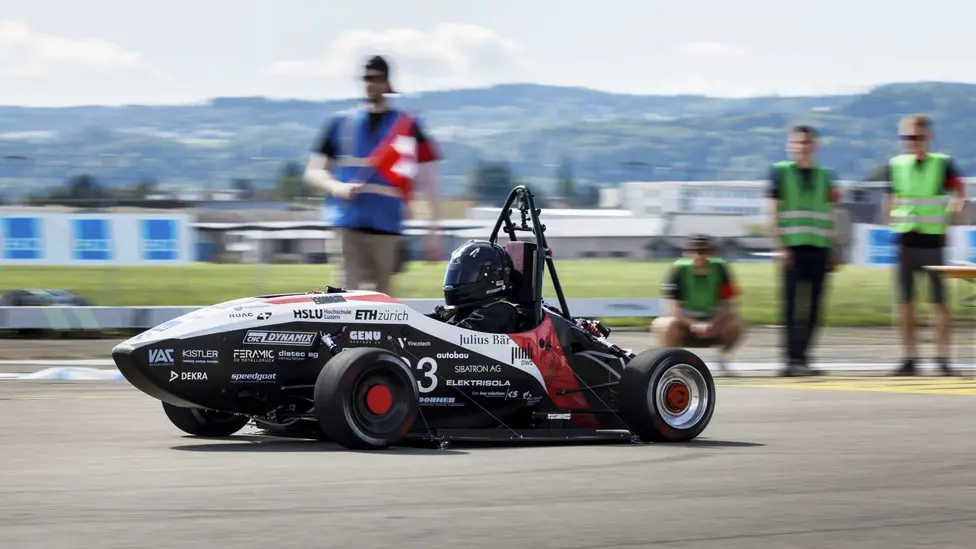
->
xmin=0 ymin=261 xmax=965 ymax=327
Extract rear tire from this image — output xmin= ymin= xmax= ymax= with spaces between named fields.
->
xmin=314 ymin=347 xmax=419 ymax=450
xmin=162 ymin=402 xmax=250 ymax=437
xmin=617 ymin=348 xmax=715 ymax=442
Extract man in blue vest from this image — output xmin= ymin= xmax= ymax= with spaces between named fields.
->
xmin=304 ymin=55 xmax=443 ymax=295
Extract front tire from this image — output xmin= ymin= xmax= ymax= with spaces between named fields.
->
xmin=617 ymin=348 xmax=715 ymax=442
xmin=162 ymin=402 xmax=250 ymax=437
xmin=314 ymin=347 xmax=419 ymax=450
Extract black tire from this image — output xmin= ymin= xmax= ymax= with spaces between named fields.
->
xmin=313 ymin=347 xmax=419 ymax=450
xmin=162 ymin=402 xmax=250 ymax=437
xmin=617 ymin=348 xmax=715 ymax=442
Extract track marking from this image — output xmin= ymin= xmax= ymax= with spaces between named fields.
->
xmin=717 ymin=376 xmax=976 ymax=395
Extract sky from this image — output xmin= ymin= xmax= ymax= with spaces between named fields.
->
xmin=2 ymin=0 xmax=976 ymax=107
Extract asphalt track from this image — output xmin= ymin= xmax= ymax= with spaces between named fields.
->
xmin=2 ymin=376 xmax=975 ymax=549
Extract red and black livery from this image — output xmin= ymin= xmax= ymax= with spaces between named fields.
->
xmin=113 ymin=186 xmax=717 ymax=450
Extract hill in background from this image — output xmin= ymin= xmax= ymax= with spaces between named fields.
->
xmin=0 ymin=81 xmax=972 ymax=199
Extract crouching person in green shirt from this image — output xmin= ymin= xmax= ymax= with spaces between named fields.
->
xmin=650 ymin=234 xmax=747 ymax=375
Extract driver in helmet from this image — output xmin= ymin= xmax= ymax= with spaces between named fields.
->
xmin=427 ymin=239 xmax=520 ymax=334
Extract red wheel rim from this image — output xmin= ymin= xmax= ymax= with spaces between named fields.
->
xmin=665 ymin=382 xmax=690 ymax=412
xmin=365 ymin=384 xmax=393 ymax=415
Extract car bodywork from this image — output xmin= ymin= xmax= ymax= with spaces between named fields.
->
xmin=113 ymin=185 xmax=715 ymax=447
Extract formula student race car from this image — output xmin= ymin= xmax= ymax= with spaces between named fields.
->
xmin=112 ymin=186 xmax=716 ymax=450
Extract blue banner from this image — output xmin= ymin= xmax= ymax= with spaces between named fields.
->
xmin=866 ymin=227 xmax=898 ymax=265
xmin=0 ymin=213 xmax=195 ymax=266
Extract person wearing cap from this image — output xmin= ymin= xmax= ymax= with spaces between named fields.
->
xmin=652 ymin=235 xmax=746 ymax=375
xmin=882 ymin=114 xmax=966 ymax=376
xmin=766 ymin=125 xmax=838 ymax=377
xmin=303 ymin=55 xmax=443 ymax=295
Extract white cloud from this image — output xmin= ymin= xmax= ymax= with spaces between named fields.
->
xmin=268 ymin=23 xmax=531 ymax=91
xmin=0 ymin=20 xmax=164 ymax=78
xmin=670 ymin=41 xmax=748 ymax=59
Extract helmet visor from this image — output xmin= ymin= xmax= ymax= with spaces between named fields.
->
xmin=443 ymin=262 xmax=483 ymax=286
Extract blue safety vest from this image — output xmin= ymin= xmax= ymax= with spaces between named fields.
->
xmin=322 ymin=106 xmax=409 ymax=234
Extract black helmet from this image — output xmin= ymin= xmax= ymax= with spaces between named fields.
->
xmin=443 ymin=240 xmax=513 ymax=307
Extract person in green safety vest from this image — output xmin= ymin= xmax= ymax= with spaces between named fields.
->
xmin=652 ymin=234 xmax=746 ymax=376
xmin=881 ymin=114 xmax=967 ymax=376
xmin=766 ymin=125 xmax=839 ymax=377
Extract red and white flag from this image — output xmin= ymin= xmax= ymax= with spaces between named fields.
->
xmin=367 ymin=112 xmax=418 ymax=201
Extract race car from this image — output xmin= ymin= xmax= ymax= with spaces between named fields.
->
xmin=112 ymin=185 xmax=716 ymax=450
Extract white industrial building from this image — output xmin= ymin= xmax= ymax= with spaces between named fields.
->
xmin=609 ymin=179 xmax=877 ymax=218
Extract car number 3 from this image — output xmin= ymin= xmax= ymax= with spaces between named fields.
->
xmin=400 ymin=357 xmax=438 ymax=393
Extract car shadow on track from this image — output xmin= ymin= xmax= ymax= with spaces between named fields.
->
xmin=170 ymin=435 xmax=762 ymax=454
xmin=407 ymin=439 xmax=766 ymax=452
xmin=671 ymin=439 xmax=765 ymax=448
xmin=169 ymin=434 xmax=469 ymax=455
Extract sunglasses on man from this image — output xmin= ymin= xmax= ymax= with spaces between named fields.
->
xmin=899 ymin=134 xmax=924 ymax=142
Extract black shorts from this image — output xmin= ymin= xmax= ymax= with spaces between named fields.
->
xmin=897 ymin=245 xmax=945 ymax=304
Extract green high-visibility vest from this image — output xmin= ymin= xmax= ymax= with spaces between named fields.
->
xmin=889 ymin=153 xmax=950 ymax=234
xmin=673 ymin=257 xmax=725 ymax=319
xmin=775 ymin=161 xmax=834 ymax=248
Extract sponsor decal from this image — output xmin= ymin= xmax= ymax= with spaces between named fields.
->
xmin=512 ymin=347 xmax=532 ymax=362
xmin=149 ymin=348 xmax=174 ymax=365
xmin=454 ymin=364 xmax=502 ymax=374
xmin=170 ymin=371 xmax=208 ymax=382
xmin=229 ymin=311 xmax=255 ymax=319
xmin=354 ymin=309 xmax=409 ymax=322
xmin=348 ymin=330 xmax=382 ymax=342
xmin=182 ymin=349 xmax=218 ymax=364
xmin=446 ymin=379 xmax=511 ymax=387
xmin=493 ymin=335 xmax=509 ymax=345
xmin=419 ymin=396 xmax=462 ymax=407
xmin=460 ymin=334 xmax=490 ymax=346
xmin=153 ymin=320 xmax=181 ymax=332
xmin=293 ymin=309 xmax=342 ymax=320
xmin=311 ymin=294 xmax=346 ymax=305
xmin=522 ymin=391 xmax=543 ymax=406
xmin=396 ymin=337 xmax=431 ymax=348
xmin=547 ymin=413 xmax=571 ymax=420
xmin=472 ymin=390 xmax=510 ymax=399
xmin=233 ymin=349 xmax=275 ymax=363
xmin=256 ymin=312 xmax=272 ymax=320
xmin=436 ymin=352 xmax=469 ymax=360
xmin=231 ymin=372 xmax=277 ymax=384
xmin=278 ymin=350 xmax=319 ymax=361
xmin=128 ymin=331 xmax=151 ymax=343
xmin=244 ymin=330 xmax=316 ymax=347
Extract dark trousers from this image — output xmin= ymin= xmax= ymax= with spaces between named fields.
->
xmin=782 ymin=246 xmax=830 ymax=363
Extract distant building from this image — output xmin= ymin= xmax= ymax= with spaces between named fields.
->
xmin=618 ymin=179 xmax=863 ymax=218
